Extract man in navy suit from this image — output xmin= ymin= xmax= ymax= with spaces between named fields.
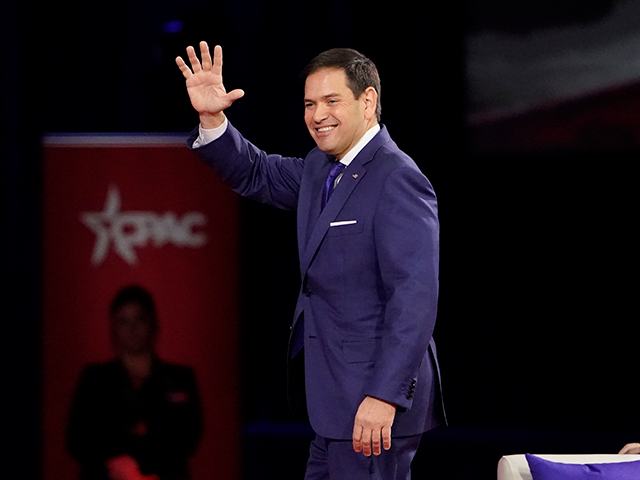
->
xmin=176 ymin=42 xmax=445 ymax=479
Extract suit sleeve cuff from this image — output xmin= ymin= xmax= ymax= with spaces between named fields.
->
xmin=191 ymin=117 xmax=228 ymax=148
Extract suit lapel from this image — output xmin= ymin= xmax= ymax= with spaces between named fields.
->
xmin=296 ymin=154 xmax=331 ymax=258
xmin=299 ymin=164 xmax=366 ymax=276
xmin=298 ymin=125 xmax=392 ymax=277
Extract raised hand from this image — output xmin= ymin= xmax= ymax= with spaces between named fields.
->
xmin=176 ymin=42 xmax=244 ymax=129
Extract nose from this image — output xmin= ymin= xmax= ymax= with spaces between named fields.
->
xmin=312 ymin=104 xmax=329 ymax=124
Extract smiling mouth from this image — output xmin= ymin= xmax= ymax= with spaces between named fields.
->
xmin=316 ymin=126 xmax=337 ymax=133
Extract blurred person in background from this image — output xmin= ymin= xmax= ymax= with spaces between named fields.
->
xmin=67 ymin=285 xmax=203 ymax=480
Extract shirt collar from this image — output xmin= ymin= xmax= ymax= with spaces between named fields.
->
xmin=338 ymin=124 xmax=381 ymax=166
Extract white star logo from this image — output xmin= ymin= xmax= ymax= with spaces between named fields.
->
xmin=81 ymin=185 xmax=208 ymax=266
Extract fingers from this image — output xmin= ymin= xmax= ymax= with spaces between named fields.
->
xmin=200 ymin=41 xmax=212 ymax=71
xmin=370 ymin=428 xmax=381 ymax=456
xmin=620 ymin=443 xmax=640 ymax=454
xmin=352 ymin=418 xmax=375 ymax=456
xmin=382 ymin=425 xmax=392 ymax=452
xmin=362 ymin=427 xmax=373 ymax=456
xmin=176 ymin=42 xmax=221 ymax=80
xmin=353 ymin=425 xmax=389 ymax=456
xmin=352 ymin=427 xmax=391 ymax=457
xmin=175 ymin=45 xmax=200 ymax=79
xmin=369 ymin=427 xmax=392 ymax=456
xmin=175 ymin=56 xmax=192 ymax=79
xmin=212 ymin=44 xmax=223 ymax=77
xmin=352 ymin=424 xmax=363 ymax=453
xmin=187 ymin=45 xmax=202 ymax=73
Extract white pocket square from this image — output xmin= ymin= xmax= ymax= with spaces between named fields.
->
xmin=330 ymin=220 xmax=357 ymax=227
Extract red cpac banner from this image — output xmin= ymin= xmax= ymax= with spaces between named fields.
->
xmin=42 ymin=134 xmax=240 ymax=480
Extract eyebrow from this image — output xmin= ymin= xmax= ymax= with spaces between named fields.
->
xmin=304 ymin=93 xmax=342 ymax=103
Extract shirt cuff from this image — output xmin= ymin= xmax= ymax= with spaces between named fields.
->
xmin=192 ymin=117 xmax=228 ymax=148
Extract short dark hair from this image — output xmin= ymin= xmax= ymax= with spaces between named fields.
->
xmin=301 ymin=48 xmax=381 ymax=122
xmin=109 ymin=285 xmax=158 ymax=331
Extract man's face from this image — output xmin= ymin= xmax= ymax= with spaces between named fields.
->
xmin=304 ymin=68 xmax=377 ymax=160
xmin=110 ymin=302 xmax=155 ymax=355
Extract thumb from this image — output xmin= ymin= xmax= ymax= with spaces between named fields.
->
xmin=226 ymin=89 xmax=245 ymax=104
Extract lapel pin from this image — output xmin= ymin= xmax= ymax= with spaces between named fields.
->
xmin=352 ymin=174 xmax=358 ymax=179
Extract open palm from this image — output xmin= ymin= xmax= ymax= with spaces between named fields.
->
xmin=176 ymin=42 xmax=244 ymax=127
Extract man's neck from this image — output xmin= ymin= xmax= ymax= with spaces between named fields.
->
xmin=339 ymin=123 xmax=381 ymax=166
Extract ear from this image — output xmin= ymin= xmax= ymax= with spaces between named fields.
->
xmin=361 ymin=86 xmax=378 ymax=120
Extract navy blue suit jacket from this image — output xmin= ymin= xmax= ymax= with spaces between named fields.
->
xmin=190 ymin=122 xmax=445 ymax=439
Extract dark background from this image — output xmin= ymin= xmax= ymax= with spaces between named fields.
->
xmin=2 ymin=1 xmax=637 ymax=479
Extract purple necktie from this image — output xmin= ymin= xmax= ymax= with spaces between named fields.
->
xmin=322 ymin=162 xmax=346 ymax=209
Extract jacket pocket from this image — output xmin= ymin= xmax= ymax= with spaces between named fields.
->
xmin=326 ymin=220 xmax=364 ymax=237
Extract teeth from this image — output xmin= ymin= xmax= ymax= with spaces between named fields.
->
xmin=317 ymin=126 xmax=336 ymax=132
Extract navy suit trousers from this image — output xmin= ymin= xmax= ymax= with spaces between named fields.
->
xmin=304 ymin=434 xmax=422 ymax=480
